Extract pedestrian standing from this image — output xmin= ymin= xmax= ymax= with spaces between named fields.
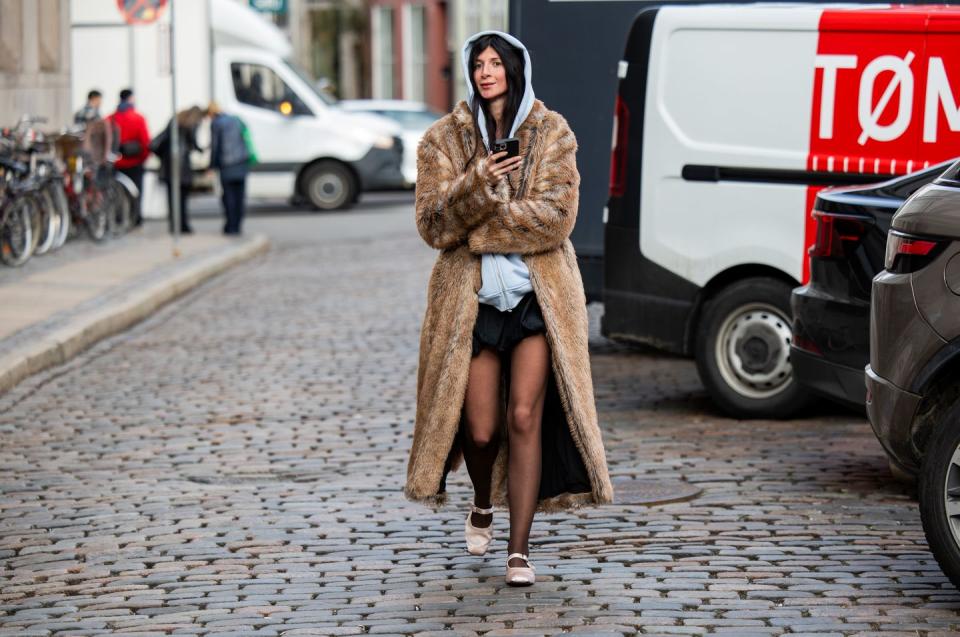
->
xmin=207 ymin=102 xmax=250 ymax=235
xmin=151 ymin=106 xmax=204 ymax=234
xmin=108 ymin=89 xmax=151 ymax=227
xmin=74 ymin=89 xmax=102 ymax=125
xmin=405 ymin=31 xmax=613 ymax=586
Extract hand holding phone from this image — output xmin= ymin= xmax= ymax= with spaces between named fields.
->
xmin=485 ymin=137 xmax=522 ymax=185
xmin=493 ymin=137 xmax=520 ymax=160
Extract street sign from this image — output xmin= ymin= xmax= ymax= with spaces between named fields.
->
xmin=249 ymin=0 xmax=287 ymax=15
xmin=116 ymin=0 xmax=168 ymax=25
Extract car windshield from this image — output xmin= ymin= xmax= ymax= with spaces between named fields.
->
xmin=283 ymin=60 xmax=337 ymax=106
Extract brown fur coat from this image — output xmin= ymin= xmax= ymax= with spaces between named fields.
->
xmin=405 ymin=99 xmax=614 ymax=513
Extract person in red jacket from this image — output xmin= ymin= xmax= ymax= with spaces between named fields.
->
xmin=108 ymin=88 xmax=151 ymax=226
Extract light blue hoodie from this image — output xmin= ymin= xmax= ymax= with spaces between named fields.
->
xmin=462 ymin=30 xmax=536 ymax=312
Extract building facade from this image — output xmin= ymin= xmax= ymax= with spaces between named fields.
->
xmin=250 ymin=0 xmax=508 ymax=112
xmin=368 ymin=0 xmax=448 ymax=111
xmin=0 ymin=0 xmax=72 ymax=127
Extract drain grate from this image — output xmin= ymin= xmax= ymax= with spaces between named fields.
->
xmin=612 ymin=478 xmax=702 ymax=505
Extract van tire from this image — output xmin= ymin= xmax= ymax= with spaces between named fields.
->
xmin=302 ymin=161 xmax=356 ymax=211
xmin=695 ymin=277 xmax=811 ymax=418
xmin=919 ymin=401 xmax=960 ymax=589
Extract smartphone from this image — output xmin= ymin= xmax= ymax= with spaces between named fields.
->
xmin=492 ymin=137 xmax=520 ymax=160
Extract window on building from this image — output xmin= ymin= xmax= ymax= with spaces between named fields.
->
xmin=230 ymin=62 xmax=312 ymax=116
xmin=466 ymin=1 xmax=480 ymax=37
xmin=373 ymin=7 xmax=395 ymax=98
xmin=405 ymin=5 xmax=426 ymax=102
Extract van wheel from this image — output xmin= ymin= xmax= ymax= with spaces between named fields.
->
xmin=302 ymin=161 xmax=355 ymax=211
xmin=695 ymin=277 xmax=811 ymax=418
xmin=919 ymin=400 xmax=960 ymax=589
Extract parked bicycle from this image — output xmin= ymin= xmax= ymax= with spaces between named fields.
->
xmin=0 ymin=154 xmax=36 ymax=267
xmin=0 ymin=114 xmax=138 ymax=267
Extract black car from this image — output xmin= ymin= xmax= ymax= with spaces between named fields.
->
xmin=790 ymin=161 xmax=953 ymax=409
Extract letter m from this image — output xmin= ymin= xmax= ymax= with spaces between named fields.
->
xmin=925 ymin=57 xmax=960 ymax=143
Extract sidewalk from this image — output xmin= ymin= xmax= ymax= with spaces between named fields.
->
xmin=0 ymin=227 xmax=269 ymax=393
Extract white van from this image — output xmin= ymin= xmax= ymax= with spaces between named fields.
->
xmin=603 ymin=4 xmax=960 ymax=418
xmin=71 ymin=0 xmax=404 ymax=212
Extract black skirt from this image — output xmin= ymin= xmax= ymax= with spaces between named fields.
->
xmin=472 ymin=291 xmax=546 ymax=357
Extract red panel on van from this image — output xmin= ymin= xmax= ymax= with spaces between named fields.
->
xmin=819 ymin=8 xmax=928 ymax=33
xmin=801 ymin=6 xmax=960 ymax=282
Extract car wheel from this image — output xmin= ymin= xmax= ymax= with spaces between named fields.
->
xmin=302 ymin=161 xmax=356 ymax=211
xmin=920 ymin=402 xmax=960 ymax=589
xmin=695 ymin=277 xmax=812 ymax=418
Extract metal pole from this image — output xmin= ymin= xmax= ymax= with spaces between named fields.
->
xmin=170 ymin=0 xmax=181 ymax=256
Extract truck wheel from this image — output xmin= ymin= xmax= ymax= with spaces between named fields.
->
xmin=302 ymin=161 xmax=355 ymax=211
xmin=695 ymin=277 xmax=811 ymax=418
xmin=919 ymin=401 xmax=960 ymax=589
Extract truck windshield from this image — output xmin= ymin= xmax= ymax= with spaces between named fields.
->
xmin=284 ymin=60 xmax=337 ymax=106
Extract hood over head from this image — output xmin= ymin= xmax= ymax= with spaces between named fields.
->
xmin=461 ymin=30 xmax=535 ymax=151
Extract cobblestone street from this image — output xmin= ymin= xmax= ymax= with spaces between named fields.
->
xmin=2 ymin=210 xmax=960 ymax=636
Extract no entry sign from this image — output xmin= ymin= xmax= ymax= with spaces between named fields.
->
xmin=116 ymin=0 xmax=168 ymax=25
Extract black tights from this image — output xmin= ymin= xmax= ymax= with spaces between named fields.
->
xmin=462 ymin=334 xmax=549 ymax=566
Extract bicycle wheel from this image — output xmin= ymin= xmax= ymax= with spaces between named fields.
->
xmin=32 ymin=187 xmax=59 ymax=256
xmin=109 ymin=181 xmax=131 ymax=237
xmin=46 ymin=180 xmax=70 ymax=250
xmin=84 ymin=182 xmax=109 ymax=242
xmin=0 ymin=197 xmax=35 ymax=266
xmin=25 ymin=191 xmax=44 ymax=255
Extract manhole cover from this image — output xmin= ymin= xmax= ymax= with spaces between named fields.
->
xmin=613 ymin=479 xmax=702 ymax=505
xmin=183 ymin=473 xmax=281 ymax=485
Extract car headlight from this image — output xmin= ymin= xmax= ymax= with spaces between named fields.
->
xmin=373 ymin=135 xmax=395 ymax=150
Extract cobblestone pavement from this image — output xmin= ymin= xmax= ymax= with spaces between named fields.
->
xmin=2 ymin=222 xmax=959 ymax=636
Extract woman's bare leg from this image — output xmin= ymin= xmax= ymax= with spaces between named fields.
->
xmin=462 ymin=347 xmax=501 ymax=527
xmin=507 ymin=334 xmax=549 ymax=565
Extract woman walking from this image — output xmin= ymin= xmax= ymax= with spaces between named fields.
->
xmin=405 ymin=31 xmax=613 ymax=586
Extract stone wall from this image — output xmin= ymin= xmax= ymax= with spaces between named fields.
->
xmin=0 ymin=0 xmax=72 ymax=128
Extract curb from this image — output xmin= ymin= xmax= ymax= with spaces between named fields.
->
xmin=0 ymin=235 xmax=270 ymax=395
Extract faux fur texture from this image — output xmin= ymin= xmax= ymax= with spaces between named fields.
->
xmin=406 ymin=99 xmax=614 ymax=513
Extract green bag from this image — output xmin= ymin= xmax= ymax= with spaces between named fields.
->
xmin=239 ymin=118 xmax=258 ymax=166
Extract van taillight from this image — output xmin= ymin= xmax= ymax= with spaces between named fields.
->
xmin=884 ymin=231 xmax=941 ymax=273
xmin=609 ymin=94 xmax=630 ymax=197
xmin=808 ymin=211 xmax=869 ymax=259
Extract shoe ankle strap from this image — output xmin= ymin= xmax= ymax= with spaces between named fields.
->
xmin=507 ymin=552 xmax=534 ymax=569
xmin=471 ymin=504 xmax=494 ymax=515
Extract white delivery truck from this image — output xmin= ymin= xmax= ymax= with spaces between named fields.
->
xmin=70 ymin=0 xmax=404 ymax=213
xmin=603 ymin=4 xmax=960 ymax=418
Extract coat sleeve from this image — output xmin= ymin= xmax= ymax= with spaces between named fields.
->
xmin=415 ymin=127 xmax=508 ymax=250
xmin=466 ymin=117 xmax=580 ymax=256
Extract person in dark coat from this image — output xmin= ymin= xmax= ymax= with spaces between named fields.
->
xmin=207 ymin=102 xmax=250 ymax=235
xmin=152 ymin=106 xmax=204 ymax=234
xmin=108 ymin=89 xmax=151 ymax=226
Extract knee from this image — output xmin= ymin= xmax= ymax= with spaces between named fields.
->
xmin=508 ymin=404 xmax=540 ymax=438
xmin=466 ymin=425 xmax=497 ymax=449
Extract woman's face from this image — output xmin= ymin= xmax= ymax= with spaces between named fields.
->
xmin=473 ymin=46 xmax=507 ymax=101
